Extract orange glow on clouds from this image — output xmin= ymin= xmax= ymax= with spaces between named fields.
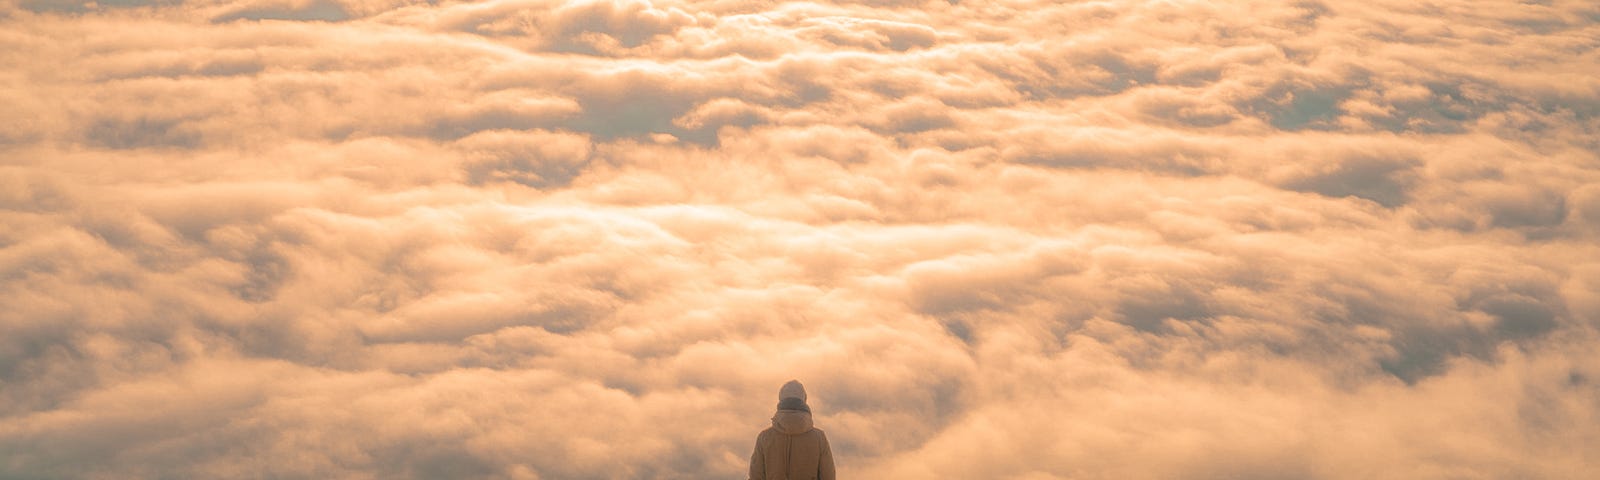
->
xmin=2 ymin=0 xmax=1599 ymax=478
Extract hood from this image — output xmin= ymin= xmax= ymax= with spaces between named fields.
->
xmin=779 ymin=380 xmax=807 ymax=402
xmin=771 ymin=409 xmax=814 ymax=435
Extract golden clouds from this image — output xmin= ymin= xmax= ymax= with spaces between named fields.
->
xmin=2 ymin=0 xmax=1599 ymax=478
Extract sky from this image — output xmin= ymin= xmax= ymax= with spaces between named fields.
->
xmin=1 ymin=0 xmax=1598 ymax=478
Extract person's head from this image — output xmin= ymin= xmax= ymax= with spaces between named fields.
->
xmin=777 ymin=379 xmax=810 ymax=412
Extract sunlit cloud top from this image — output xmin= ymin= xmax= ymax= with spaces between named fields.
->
xmin=2 ymin=0 xmax=1599 ymax=478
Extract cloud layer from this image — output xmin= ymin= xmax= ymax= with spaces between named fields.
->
xmin=2 ymin=0 xmax=1599 ymax=478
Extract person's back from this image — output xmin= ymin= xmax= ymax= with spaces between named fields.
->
xmin=749 ymin=380 xmax=835 ymax=480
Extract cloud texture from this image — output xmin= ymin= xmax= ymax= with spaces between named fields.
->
xmin=2 ymin=0 xmax=1599 ymax=478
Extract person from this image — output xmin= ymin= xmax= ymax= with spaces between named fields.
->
xmin=748 ymin=380 xmax=836 ymax=480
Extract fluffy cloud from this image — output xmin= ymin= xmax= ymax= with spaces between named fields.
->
xmin=2 ymin=0 xmax=1598 ymax=478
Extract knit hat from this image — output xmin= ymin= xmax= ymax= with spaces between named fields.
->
xmin=779 ymin=380 xmax=806 ymax=401
xmin=777 ymin=380 xmax=810 ymax=412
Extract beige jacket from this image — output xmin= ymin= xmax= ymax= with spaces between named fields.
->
xmin=749 ymin=409 xmax=835 ymax=480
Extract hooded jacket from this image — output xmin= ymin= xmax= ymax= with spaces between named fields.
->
xmin=749 ymin=381 xmax=835 ymax=480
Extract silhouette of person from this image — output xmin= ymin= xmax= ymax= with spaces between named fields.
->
xmin=749 ymin=380 xmax=836 ymax=480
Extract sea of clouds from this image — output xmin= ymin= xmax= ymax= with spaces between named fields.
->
xmin=2 ymin=0 xmax=1598 ymax=478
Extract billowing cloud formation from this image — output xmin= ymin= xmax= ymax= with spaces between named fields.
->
xmin=2 ymin=0 xmax=1599 ymax=478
